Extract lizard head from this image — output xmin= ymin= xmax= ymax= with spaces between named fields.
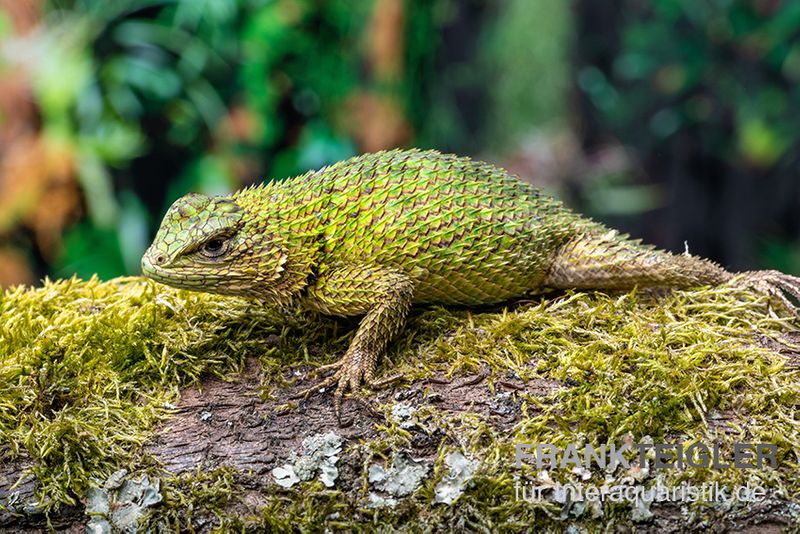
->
xmin=142 ymin=192 xmax=292 ymax=298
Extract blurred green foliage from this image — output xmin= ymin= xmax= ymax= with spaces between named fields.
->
xmin=481 ymin=0 xmax=572 ymax=147
xmin=576 ymin=0 xmax=800 ymax=272
xmin=580 ymin=0 xmax=800 ymax=164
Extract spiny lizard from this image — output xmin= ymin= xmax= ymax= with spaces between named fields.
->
xmin=141 ymin=149 xmax=800 ymax=421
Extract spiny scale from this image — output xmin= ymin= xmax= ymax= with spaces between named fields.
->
xmin=142 ymin=149 xmax=800 ymax=423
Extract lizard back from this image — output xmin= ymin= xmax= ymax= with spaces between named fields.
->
xmin=236 ymin=149 xmax=576 ymax=305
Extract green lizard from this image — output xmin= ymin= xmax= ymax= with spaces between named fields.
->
xmin=141 ymin=149 xmax=800 ymax=421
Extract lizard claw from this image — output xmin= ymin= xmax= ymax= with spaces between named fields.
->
xmin=731 ymin=270 xmax=800 ymax=314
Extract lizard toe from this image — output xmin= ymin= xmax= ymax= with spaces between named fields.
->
xmin=291 ymin=373 xmax=339 ymax=401
xmin=366 ymin=372 xmax=402 ymax=389
xmin=313 ymin=359 xmax=345 ymax=376
xmin=333 ymin=371 xmax=360 ymax=426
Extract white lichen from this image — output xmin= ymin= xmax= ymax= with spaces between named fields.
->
xmin=368 ymin=452 xmax=429 ymax=497
xmin=271 ymin=432 xmax=344 ymax=489
xmin=433 ymin=451 xmax=479 ymax=505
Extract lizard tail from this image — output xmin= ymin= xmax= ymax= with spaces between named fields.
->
xmin=542 ymin=228 xmax=800 ymax=314
xmin=541 ymin=229 xmax=732 ymax=290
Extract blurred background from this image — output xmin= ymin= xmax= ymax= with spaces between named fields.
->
xmin=0 ymin=0 xmax=799 ymax=288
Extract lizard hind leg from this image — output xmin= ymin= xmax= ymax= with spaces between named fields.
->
xmin=730 ymin=270 xmax=800 ymax=314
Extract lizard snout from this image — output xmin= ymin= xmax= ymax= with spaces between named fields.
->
xmin=141 ymin=249 xmax=167 ymax=276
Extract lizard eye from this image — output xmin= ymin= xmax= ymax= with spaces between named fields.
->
xmin=199 ymin=237 xmax=229 ymax=258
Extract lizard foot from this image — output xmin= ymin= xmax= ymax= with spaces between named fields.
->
xmin=291 ymin=349 xmax=401 ymax=425
xmin=730 ymin=270 xmax=800 ymax=314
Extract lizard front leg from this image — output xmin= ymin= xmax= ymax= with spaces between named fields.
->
xmin=294 ymin=265 xmax=414 ymax=422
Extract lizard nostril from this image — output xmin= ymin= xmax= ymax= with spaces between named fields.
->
xmin=155 ymin=254 xmax=166 ymax=265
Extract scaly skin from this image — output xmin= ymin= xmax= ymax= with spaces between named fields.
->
xmin=141 ymin=149 xmax=800 ymax=421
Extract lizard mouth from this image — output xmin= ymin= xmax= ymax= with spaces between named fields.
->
xmin=142 ymin=267 xmax=212 ymax=289
xmin=141 ymin=251 xmax=243 ymax=292
xmin=141 ymin=253 xmax=203 ymax=287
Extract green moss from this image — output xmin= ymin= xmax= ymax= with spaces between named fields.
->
xmin=145 ymin=467 xmax=239 ymax=532
xmin=1 ymin=276 xmax=798 ymax=529
xmin=0 ymin=276 xmax=283 ymax=508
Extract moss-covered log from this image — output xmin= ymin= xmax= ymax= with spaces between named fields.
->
xmin=1 ymin=277 xmax=799 ymax=531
